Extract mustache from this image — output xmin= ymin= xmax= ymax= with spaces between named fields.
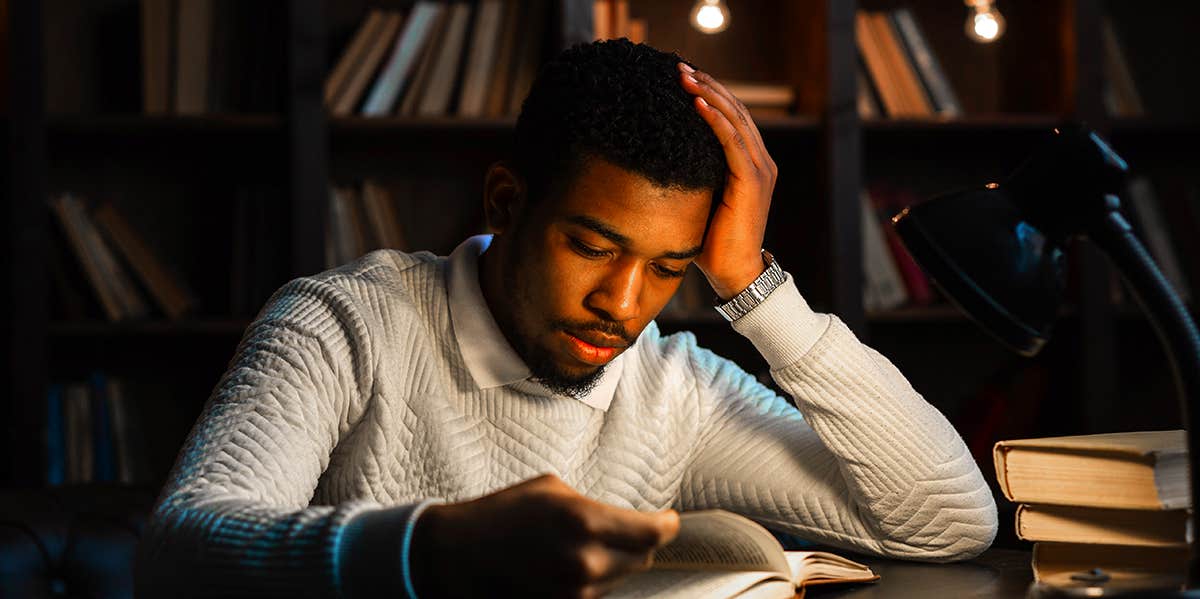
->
xmin=549 ymin=318 xmax=634 ymax=346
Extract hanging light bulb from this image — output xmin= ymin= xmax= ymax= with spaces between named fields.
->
xmin=964 ymin=0 xmax=1006 ymax=43
xmin=691 ymin=0 xmax=730 ymax=35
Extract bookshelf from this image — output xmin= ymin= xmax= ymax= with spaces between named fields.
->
xmin=2 ymin=0 xmax=1197 ymax=494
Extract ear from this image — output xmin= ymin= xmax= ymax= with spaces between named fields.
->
xmin=483 ymin=162 xmax=525 ymax=235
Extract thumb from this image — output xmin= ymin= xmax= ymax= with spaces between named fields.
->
xmin=654 ymin=509 xmax=681 ymax=546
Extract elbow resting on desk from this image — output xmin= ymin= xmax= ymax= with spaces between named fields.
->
xmin=872 ymin=480 xmax=1000 ymax=563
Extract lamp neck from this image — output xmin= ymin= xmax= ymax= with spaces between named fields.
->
xmin=1089 ymin=211 xmax=1200 ymax=588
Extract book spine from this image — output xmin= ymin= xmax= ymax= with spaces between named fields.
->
xmin=93 ymin=202 xmax=195 ymax=319
xmin=417 ymin=3 xmax=473 ymax=116
xmin=45 ymin=384 xmax=66 ymax=486
xmin=362 ymin=3 xmax=443 ymax=116
xmin=66 ymin=197 xmax=151 ymax=319
xmin=457 ymin=0 xmax=505 ymax=117
xmin=90 ymin=371 xmax=117 ymax=483
xmin=51 ymin=195 xmax=125 ymax=321
xmin=890 ymin=8 xmax=961 ymax=117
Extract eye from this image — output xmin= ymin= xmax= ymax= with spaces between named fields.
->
xmin=570 ymin=238 xmax=608 ymax=259
xmin=652 ymin=263 xmax=687 ymax=279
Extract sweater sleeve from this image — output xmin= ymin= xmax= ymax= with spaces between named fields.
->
xmin=134 ymin=276 xmax=428 ymax=599
xmin=678 ymin=274 xmax=998 ymax=561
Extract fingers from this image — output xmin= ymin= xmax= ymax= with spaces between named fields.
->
xmin=678 ymin=63 xmax=773 ymax=176
xmin=584 ymin=502 xmax=680 ymax=551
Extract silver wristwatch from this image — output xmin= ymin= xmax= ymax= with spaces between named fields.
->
xmin=714 ymin=250 xmax=786 ymax=322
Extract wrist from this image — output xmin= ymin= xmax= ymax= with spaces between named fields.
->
xmin=708 ymin=256 xmax=768 ymax=301
xmin=410 ymin=504 xmax=450 ymax=598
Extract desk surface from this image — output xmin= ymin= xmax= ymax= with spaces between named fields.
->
xmin=809 ymin=548 xmax=1033 ymax=599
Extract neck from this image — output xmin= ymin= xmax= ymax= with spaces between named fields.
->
xmin=477 ymin=236 xmax=524 ymax=362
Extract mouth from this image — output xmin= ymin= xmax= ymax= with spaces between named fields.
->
xmin=560 ymin=330 xmax=627 ymax=366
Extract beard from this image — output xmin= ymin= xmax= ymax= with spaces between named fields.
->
xmin=525 ymin=343 xmax=608 ymax=399
xmin=495 ymin=238 xmax=628 ymax=400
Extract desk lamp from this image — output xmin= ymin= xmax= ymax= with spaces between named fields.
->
xmin=892 ymin=125 xmax=1200 ymax=598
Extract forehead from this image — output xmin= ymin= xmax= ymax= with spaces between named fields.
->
xmin=547 ymin=159 xmax=713 ymax=246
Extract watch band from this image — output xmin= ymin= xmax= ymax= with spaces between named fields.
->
xmin=714 ymin=250 xmax=786 ymax=322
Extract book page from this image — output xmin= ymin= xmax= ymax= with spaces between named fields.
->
xmin=785 ymin=551 xmax=879 ymax=586
xmin=606 ymin=569 xmax=787 ymax=599
xmin=651 ymin=510 xmax=790 ymax=577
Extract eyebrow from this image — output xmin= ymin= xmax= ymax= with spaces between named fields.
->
xmin=565 ymin=215 xmax=704 ymax=260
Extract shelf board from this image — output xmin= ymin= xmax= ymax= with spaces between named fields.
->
xmin=863 ymin=114 xmax=1064 ymax=133
xmin=48 ymin=114 xmax=284 ymax=136
xmin=49 ymin=318 xmax=252 ymax=337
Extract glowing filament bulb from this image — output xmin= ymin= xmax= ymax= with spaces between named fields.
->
xmin=965 ymin=1 xmax=1006 ymax=43
xmin=691 ymin=0 xmax=730 ymax=34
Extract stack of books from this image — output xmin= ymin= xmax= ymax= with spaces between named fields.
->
xmin=994 ymin=430 xmax=1190 ymax=588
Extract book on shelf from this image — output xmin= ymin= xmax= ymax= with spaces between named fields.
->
xmin=332 ymin=10 xmax=406 ymax=116
xmin=993 ymin=430 xmax=1188 ymax=510
xmin=1016 ymin=504 xmax=1190 ymax=548
xmin=860 ymin=191 xmax=908 ymax=313
xmin=1100 ymin=16 xmax=1145 ymax=118
xmin=64 ymin=382 xmax=93 ymax=484
xmin=856 ymin=62 xmax=881 ymax=119
xmin=140 ymin=0 xmax=285 ymax=114
xmin=329 ymin=0 xmax=565 ymax=117
xmin=867 ymin=187 xmax=934 ymax=306
xmin=362 ymin=3 xmax=444 ymax=116
xmin=1032 ymin=542 xmax=1186 ymax=589
xmin=889 ymin=8 xmax=961 ymax=118
xmin=50 ymin=194 xmax=151 ymax=322
xmin=45 ymin=384 xmax=67 ymax=486
xmin=607 ymin=510 xmax=878 ymax=599
xmin=416 ymin=2 xmax=473 ymax=117
xmin=93 ymin=202 xmax=196 ymax=320
xmin=724 ymin=82 xmax=795 ymax=116
xmin=868 ymin=12 xmax=932 ymax=117
xmin=46 ymin=373 xmax=151 ymax=486
xmin=327 ymin=180 xmax=412 ymax=268
xmin=855 ymin=9 xmax=957 ymax=119
xmin=457 ymin=0 xmax=507 ymax=117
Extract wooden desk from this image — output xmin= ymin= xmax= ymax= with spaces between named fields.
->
xmin=809 ymin=548 xmax=1033 ymax=598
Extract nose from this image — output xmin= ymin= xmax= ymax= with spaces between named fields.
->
xmin=585 ymin=259 xmax=643 ymax=323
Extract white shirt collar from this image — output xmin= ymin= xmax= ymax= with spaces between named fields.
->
xmin=446 ymin=235 xmax=626 ymax=411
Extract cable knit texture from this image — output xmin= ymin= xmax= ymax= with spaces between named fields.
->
xmin=135 ymin=248 xmax=998 ymax=598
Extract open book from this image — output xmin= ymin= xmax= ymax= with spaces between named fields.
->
xmin=607 ymin=510 xmax=879 ymax=599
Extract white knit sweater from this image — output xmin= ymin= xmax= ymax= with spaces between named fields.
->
xmin=135 ymin=245 xmax=998 ymax=598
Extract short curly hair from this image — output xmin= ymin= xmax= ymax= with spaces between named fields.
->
xmin=511 ymin=39 xmax=726 ymax=204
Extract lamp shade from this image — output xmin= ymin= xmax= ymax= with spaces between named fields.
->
xmin=892 ymin=126 xmax=1131 ymax=357
xmin=893 ymin=187 xmax=1067 ymax=356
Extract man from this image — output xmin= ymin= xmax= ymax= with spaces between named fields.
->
xmin=136 ymin=40 xmax=997 ymax=598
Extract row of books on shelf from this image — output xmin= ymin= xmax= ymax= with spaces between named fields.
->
xmin=326 ymin=180 xmax=413 ymax=269
xmin=994 ymin=430 xmax=1188 ymax=586
xmin=50 ymin=193 xmax=195 ymax=322
xmin=325 ymin=0 xmax=550 ymax=118
xmin=46 ymin=372 xmax=150 ymax=486
xmin=139 ymin=0 xmax=285 ymax=114
xmin=853 ymin=9 xmax=1145 ymax=119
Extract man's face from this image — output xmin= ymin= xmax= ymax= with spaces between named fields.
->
xmin=494 ymin=158 xmax=713 ymax=397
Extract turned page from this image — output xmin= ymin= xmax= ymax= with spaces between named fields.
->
xmin=651 ymin=510 xmax=791 ymax=577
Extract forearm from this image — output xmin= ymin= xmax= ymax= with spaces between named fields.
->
xmin=690 ymin=274 xmax=997 ymax=559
